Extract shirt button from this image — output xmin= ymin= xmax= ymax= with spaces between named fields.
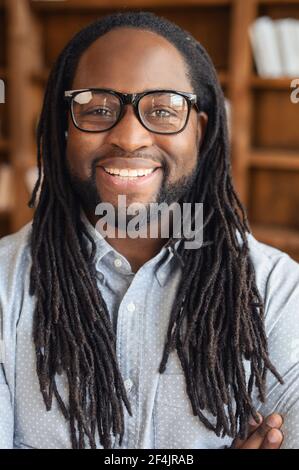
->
xmin=127 ymin=302 xmax=136 ymax=312
xmin=124 ymin=378 xmax=133 ymax=394
xmin=96 ymin=272 xmax=104 ymax=282
xmin=114 ymin=258 xmax=122 ymax=268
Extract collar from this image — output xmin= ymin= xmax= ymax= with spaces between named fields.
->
xmin=80 ymin=206 xmax=114 ymax=265
xmin=80 ymin=207 xmax=183 ymax=287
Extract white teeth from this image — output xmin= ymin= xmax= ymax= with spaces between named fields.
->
xmin=103 ymin=167 xmax=155 ymax=177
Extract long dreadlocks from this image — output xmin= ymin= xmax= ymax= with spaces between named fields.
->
xmin=28 ymin=10 xmax=283 ymax=449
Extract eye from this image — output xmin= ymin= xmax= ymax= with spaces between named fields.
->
xmin=81 ymin=107 xmax=114 ymax=117
xmin=153 ymin=109 xmax=170 ymax=117
xmin=148 ymin=108 xmax=177 ymax=118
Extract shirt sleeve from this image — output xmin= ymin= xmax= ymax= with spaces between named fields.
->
xmin=0 ymin=303 xmax=14 ymax=449
xmin=254 ymin=252 xmax=299 ymax=449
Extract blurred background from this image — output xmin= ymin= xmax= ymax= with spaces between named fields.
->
xmin=0 ymin=0 xmax=299 ymax=261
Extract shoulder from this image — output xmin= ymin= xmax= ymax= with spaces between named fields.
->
xmin=246 ymin=231 xmax=299 ymax=370
xmin=245 ymin=231 xmax=299 ymax=305
xmin=0 ymin=220 xmax=33 ymax=266
xmin=0 ymin=221 xmax=33 ymax=304
xmin=246 ymin=230 xmax=298 ymax=265
xmin=246 ymin=234 xmax=299 ymax=448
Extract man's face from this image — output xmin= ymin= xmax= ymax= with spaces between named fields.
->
xmin=66 ymin=27 xmax=208 ymax=219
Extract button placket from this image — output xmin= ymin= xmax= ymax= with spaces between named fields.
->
xmin=114 ymin=258 xmax=123 ymax=268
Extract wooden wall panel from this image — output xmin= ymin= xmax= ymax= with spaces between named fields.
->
xmin=0 ymin=5 xmax=6 ymax=66
xmin=38 ymin=5 xmax=230 ymax=72
xmin=252 ymin=90 xmax=299 ymax=150
xmin=157 ymin=6 xmax=230 ymax=71
xmin=249 ymin=168 xmax=299 ymax=229
xmin=260 ymin=3 xmax=299 ymax=20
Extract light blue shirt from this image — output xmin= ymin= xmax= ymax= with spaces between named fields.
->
xmin=0 ymin=210 xmax=299 ymax=449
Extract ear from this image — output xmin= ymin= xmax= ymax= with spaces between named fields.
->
xmin=197 ymin=111 xmax=208 ymax=147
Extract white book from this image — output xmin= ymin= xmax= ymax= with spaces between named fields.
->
xmin=275 ymin=18 xmax=299 ymax=77
xmin=0 ymin=164 xmax=13 ymax=213
xmin=249 ymin=16 xmax=283 ymax=77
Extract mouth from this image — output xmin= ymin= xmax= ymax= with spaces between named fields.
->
xmin=96 ymin=165 xmax=163 ymax=190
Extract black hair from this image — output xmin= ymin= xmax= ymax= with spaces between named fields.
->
xmin=28 ymin=10 xmax=283 ymax=449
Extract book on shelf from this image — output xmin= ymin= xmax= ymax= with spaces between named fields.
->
xmin=249 ymin=16 xmax=299 ymax=78
xmin=276 ymin=19 xmax=299 ymax=77
xmin=0 ymin=164 xmax=13 ymax=213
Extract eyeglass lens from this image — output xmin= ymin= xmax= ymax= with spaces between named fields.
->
xmin=72 ymin=90 xmax=189 ymax=133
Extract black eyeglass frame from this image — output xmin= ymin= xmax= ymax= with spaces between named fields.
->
xmin=64 ymin=88 xmax=200 ymax=135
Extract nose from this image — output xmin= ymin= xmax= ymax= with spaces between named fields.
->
xmin=103 ymin=105 xmax=154 ymax=152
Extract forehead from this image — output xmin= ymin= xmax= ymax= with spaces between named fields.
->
xmin=72 ymin=27 xmax=193 ymax=93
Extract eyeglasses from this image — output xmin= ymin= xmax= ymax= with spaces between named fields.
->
xmin=64 ymin=88 xmax=200 ymax=135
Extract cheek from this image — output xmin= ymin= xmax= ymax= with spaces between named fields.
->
xmin=179 ymin=120 xmax=200 ymax=170
xmin=164 ymin=129 xmax=198 ymax=178
xmin=66 ymin=128 xmax=102 ymax=178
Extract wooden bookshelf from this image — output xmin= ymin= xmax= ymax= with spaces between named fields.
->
xmin=1 ymin=0 xmax=299 ymax=262
xmin=0 ymin=138 xmax=9 ymax=152
xmin=30 ymin=0 xmax=233 ymax=11
xmin=0 ymin=67 xmax=7 ymax=78
xmin=250 ymin=150 xmax=299 ymax=171
xmin=228 ymin=0 xmax=299 ymax=261
xmin=250 ymin=76 xmax=298 ymax=90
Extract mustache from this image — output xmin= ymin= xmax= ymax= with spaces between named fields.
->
xmin=91 ymin=147 xmax=165 ymax=172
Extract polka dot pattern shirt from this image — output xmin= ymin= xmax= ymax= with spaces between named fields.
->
xmin=0 ymin=210 xmax=299 ymax=449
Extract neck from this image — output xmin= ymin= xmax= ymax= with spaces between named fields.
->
xmin=84 ymin=207 xmax=171 ymax=274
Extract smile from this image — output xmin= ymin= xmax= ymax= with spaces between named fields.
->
xmin=97 ymin=166 xmax=162 ymax=189
xmin=103 ymin=167 xmax=156 ymax=178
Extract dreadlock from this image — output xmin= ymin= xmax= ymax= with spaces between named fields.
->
xmin=28 ymin=10 xmax=284 ymax=449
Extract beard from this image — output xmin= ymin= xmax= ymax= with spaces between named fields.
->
xmin=66 ymin=157 xmax=199 ymax=229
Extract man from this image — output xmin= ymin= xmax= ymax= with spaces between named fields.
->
xmin=0 ymin=11 xmax=298 ymax=449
